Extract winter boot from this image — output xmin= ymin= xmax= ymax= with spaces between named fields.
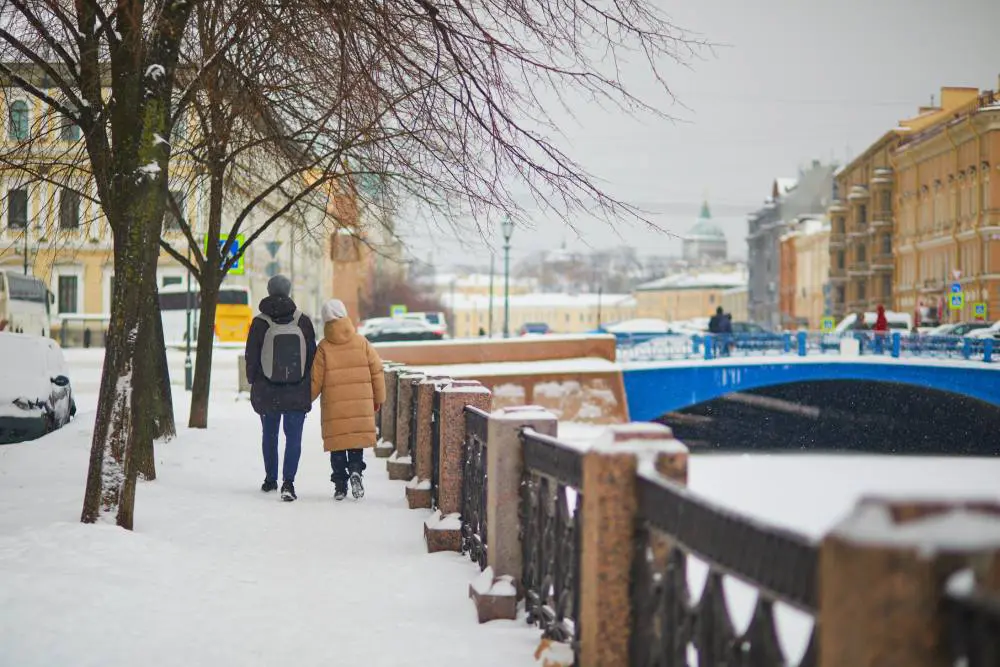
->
xmin=280 ymin=481 xmax=297 ymax=502
xmin=333 ymin=482 xmax=348 ymax=501
xmin=261 ymin=479 xmax=278 ymax=493
xmin=349 ymin=472 xmax=365 ymax=500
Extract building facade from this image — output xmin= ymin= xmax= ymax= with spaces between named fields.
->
xmin=634 ymin=267 xmax=748 ymax=322
xmin=442 ymin=292 xmax=636 ymax=338
xmin=894 ymin=86 xmax=1000 ymax=324
xmin=721 ymin=286 xmax=749 ymax=322
xmin=748 ymin=162 xmax=836 ymax=330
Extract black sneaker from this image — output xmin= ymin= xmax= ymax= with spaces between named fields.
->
xmin=349 ymin=472 xmax=365 ymax=500
xmin=261 ymin=479 xmax=278 ymax=493
xmin=280 ymin=481 xmax=297 ymax=502
xmin=334 ymin=483 xmax=348 ymax=502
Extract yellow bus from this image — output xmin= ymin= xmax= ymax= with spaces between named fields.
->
xmin=158 ymin=284 xmax=253 ymax=346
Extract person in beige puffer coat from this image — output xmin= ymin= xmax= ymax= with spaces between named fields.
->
xmin=311 ymin=299 xmax=386 ymax=501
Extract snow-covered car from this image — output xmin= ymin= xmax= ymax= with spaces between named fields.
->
xmin=0 ymin=334 xmax=76 ymax=444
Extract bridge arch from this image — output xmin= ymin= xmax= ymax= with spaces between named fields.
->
xmin=621 ymin=359 xmax=1000 ymax=422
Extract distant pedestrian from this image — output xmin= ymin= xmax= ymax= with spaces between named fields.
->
xmin=873 ymin=304 xmax=889 ymax=333
xmin=311 ymin=298 xmax=387 ymax=501
xmin=478 ymin=327 xmax=486 ymax=337
xmin=245 ymin=274 xmax=317 ymax=502
xmin=708 ymin=306 xmax=724 ymax=334
xmin=852 ymin=311 xmax=869 ymax=331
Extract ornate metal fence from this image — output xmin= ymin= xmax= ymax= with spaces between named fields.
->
xmin=520 ymin=428 xmax=584 ymax=661
xmin=630 ymin=471 xmax=819 ymax=666
xmin=946 ymin=587 xmax=1000 ymax=666
xmin=430 ymin=387 xmax=442 ymax=509
xmin=461 ymin=406 xmax=489 ymax=570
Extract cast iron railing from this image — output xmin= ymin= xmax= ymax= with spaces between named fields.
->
xmin=520 ymin=428 xmax=584 ymax=662
xmin=461 ymin=406 xmax=489 ymax=570
xmin=630 ymin=471 xmax=818 ymax=666
xmin=430 ymin=387 xmax=442 ymax=509
xmin=946 ymin=587 xmax=1000 ymax=667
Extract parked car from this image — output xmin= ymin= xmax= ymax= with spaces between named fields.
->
xmin=519 ymin=322 xmax=551 ymax=336
xmin=0 ymin=334 xmax=76 ymax=444
xmin=364 ymin=319 xmax=444 ymax=343
xmin=400 ymin=311 xmax=449 ymax=338
xmin=730 ymin=322 xmax=766 ymax=334
xmin=357 ymin=317 xmax=392 ymax=337
xmin=926 ymin=322 xmax=992 ymax=337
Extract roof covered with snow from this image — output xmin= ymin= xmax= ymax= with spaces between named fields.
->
xmin=441 ymin=292 xmax=635 ymax=310
xmin=636 ymin=270 xmax=748 ymax=292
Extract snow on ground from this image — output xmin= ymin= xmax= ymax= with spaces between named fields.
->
xmin=0 ymin=349 xmax=543 ymax=667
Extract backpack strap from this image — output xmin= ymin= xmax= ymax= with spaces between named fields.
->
xmin=257 ymin=312 xmax=275 ymax=326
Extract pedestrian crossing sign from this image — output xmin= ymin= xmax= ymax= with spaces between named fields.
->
xmin=820 ymin=317 xmax=835 ymax=332
xmin=205 ymin=233 xmax=246 ymax=276
xmin=973 ymin=302 xmax=987 ymax=319
xmin=949 ymin=293 xmax=964 ymax=310
xmin=390 ymin=304 xmax=407 ymax=318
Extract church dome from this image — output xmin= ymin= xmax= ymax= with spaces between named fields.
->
xmin=685 ymin=201 xmax=725 ymax=240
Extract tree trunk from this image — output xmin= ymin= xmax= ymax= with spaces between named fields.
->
xmin=131 ymin=293 xmax=176 ymax=480
xmin=188 ymin=280 xmax=220 ymax=429
xmin=81 ymin=220 xmax=163 ymax=529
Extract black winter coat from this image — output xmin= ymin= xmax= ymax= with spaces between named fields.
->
xmin=245 ymin=295 xmax=317 ymax=415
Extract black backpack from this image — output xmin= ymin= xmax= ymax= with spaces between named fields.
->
xmin=258 ymin=311 xmax=306 ymax=384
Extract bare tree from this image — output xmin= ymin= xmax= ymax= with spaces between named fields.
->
xmin=1 ymin=1 xmax=198 ymax=528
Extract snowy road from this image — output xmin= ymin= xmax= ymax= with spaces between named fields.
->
xmin=0 ymin=349 xmax=542 ymax=667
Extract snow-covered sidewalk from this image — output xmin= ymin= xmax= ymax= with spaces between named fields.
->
xmin=0 ymin=351 xmax=543 ymax=667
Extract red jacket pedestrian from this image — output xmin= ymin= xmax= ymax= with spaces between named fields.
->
xmin=873 ymin=304 xmax=889 ymax=333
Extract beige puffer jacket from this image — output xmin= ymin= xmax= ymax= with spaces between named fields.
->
xmin=310 ymin=317 xmax=386 ymax=452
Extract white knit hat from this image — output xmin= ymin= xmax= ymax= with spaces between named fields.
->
xmin=321 ymin=298 xmax=348 ymax=322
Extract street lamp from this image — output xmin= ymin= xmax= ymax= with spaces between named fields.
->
xmin=501 ymin=217 xmax=515 ymax=338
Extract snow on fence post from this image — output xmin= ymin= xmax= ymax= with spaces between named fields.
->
xmin=818 ymin=497 xmax=1000 ymax=667
xmin=375 ymin=365 xmax=403 ymax=459
xmin=423 ymin=382 xmax=492 ymax=553
xmin=405 ymin=377 xmax=449 ymax=509
xmin=388 ymin=372 xmax=424 ymax=480
xmin=578 ymin=423 xmax=688 ymax=667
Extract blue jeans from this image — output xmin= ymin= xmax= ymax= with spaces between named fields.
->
xmin=330 ymin=449 xmax=366 ymax=485
xmin=261 ymin=412 xmax=306 ymax=483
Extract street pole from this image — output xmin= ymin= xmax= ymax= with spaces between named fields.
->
xmin=501 ymin=217 xmax=514 ymax=338
xmin=23 ymin=224 xmax=28 ymax=275
xmin=503 ymin=240 xmax=511 ymax=338
xmin=597 ymin=285 xmax=603 ymax=329
xmin=184 ymin=243 xmax=193 ymax=391
xmin=488 ymin=253 xmax=495 ymax=338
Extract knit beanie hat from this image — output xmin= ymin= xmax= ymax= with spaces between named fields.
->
xmin=321 ymin=299 xmax=348 ymax=322
xmin=267 ymin=274 xmax=292 ymax=297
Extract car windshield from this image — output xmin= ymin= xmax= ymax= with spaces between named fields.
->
xmin=424 ymin=313 xmax=441 ymax=324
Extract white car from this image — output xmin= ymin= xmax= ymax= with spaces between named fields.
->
xmin=964 ymin=322 xmax=1000 ymax=340
xmin=399 ymin=311 xmax=449 ymax=338
xmin=0 ymin=334 xmax=76 ymax=444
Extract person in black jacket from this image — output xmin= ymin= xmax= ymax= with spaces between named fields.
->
xmin=244 ymin=275 xmax=317 ymax=501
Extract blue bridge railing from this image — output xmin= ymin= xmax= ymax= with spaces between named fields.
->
xmin=617 ymin=331 xmax=997 ymax=364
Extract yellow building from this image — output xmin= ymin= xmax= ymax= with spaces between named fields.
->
xmin=778 ymin=217 xmax=830 ymax=329
xmin=634 ymin=268 xmax=748 ymax=322
xmin=2 ymin=65 xmax=337 ymax=339
xmin=894 ymin=84 xmax=1000 ymax=323
xmin=828 ymin=85 xmax=989 ymax=321
xmin=443 ymin=292 xmax=635 ymax=338
xmin=721 ymin=286 xmax=749 ymax=322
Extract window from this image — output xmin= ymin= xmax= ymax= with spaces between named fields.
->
xmin=164 ymin=190 xmax=186 ymax=230
xmin=7 ymin=188 xmax=27 ymax=229
xmin=881 ymin=235 xmax=892 ymax=256
xmin=879 ymin=191 xmax=891 ymax=214
xmin=858 ymin=204 xmax=867 ymax=225
xmin=837 ymin=251 xmax=845 ymax=269
xmin=8 ymin=100 xmax=28 ymax=140
xmin=57 ymin=275 xmax=78 ymax=314
xmin=858 ymin=280 xmax=867 ymax=301
xmin=162 ymin=276 xmax=183 ymax=287
xmin=60 ymin=113 xmax=80 ymax=141
xmin=59 ymin=189 xmax=81 ymax=229
xmin=857 ymin=244 xmax=866 ymax=263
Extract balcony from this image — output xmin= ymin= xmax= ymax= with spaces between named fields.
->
xmin=848 ymin=261 xmax=870 ymax=276
xmin=920 ymin=278 xmax=943 ymax=293
xmin=848 ymin=185 xmax=870 ymax=201
xmin=828 ymin=198 xmax=848 ymax=214
xmin=830 ymin=266 xmax=847 ymax=281
xmin=848 ymin=225 xmax=869 ymax=238
xmin=870 ymin=254 xmax=893 ymax=271
xmin=871 ymin=212 xmax=893 ymax=228
xmin=829 ymin=231 xmax=845 ymax=248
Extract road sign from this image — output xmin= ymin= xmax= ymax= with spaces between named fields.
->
xmin=950 ymin=282 xmax=962 ymax=294
xmin=820 ymin=316 xmax=835 ymax=332
xmin=205 ymin=233 xmax=246 ymax=276
xmin=389 ymin=304 xmax=407 ymax=318
xmin=265 ymin=261 xmax=280 ymax=278
xmin=973 ymin=302 xmax=988 ymax=320
xmin=265 ymin=241 xmax=282 ymax=259
xmin=949 ymin=293 xmax=964 ymax=310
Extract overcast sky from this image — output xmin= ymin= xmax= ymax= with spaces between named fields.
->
xmin=395 ymin=0 xmax=1000 ymax=271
